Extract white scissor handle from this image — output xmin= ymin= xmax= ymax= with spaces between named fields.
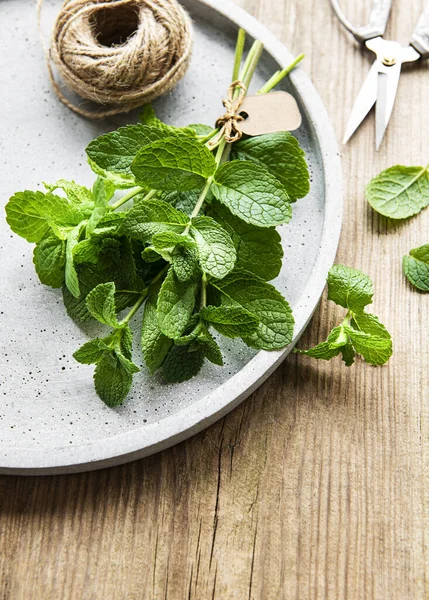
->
xmin=330 ymin=0 xmax=392 ymax=44
xmin=411 ymin=1 xmax=429 ymax=59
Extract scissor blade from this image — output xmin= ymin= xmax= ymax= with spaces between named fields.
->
xmin=343 ymin=61 xmax=379 ymax=145
xmin=375 ymin=63 xmax=402 ymax=150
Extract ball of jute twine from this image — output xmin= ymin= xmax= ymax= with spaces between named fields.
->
xmin=38 ymin=0 xmax=193 ymax=118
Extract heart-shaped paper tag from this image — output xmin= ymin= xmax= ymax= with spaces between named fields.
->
xmin=239 ymin=91 xmax=302 ymax=136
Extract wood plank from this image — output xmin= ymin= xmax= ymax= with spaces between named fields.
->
xmin=1 ymin=0 xmax=428 ymax=598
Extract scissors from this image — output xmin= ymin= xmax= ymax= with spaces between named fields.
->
xmin=330 ymin=0 xmax=429 ymax=149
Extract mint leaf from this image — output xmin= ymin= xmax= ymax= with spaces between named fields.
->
xmin=366 ymin=164 xmax=429 ymax=219
xmin=65 ymin=224 xmax=84 ymax=298
xmin=190 ymin=216 xmax=236 ymax=279
xmin=73 ymin=338 xmax=110 ymax=364
xmin=73 ymin=238 xmax=99 ymax=265
xmin=160 ymin=189 xmax=203 ymax=215
xmin=172 ymin=243 xmax=200 ymax=282
xmin=403 ymin=244 xmax=429 ymax=292
xmin=212 ymin=161 xmax=291 ymax=227
xmin=295 ymin=325 xmax=348 ymax=361
xmin=86 ymin=124 xmax=165 ymax=175
xmin=131 ymin=137 xmax=216 ymax=191
xmin=33 ymin=236 xmax=66 ymax=288
xmin=201 ymin=305 xmax=258 ymax=338
xmin=44 ymin=179 xmax=93 ymax=205
xmin=139 ymin=105 xmax=196 ymax=137
xmin=162 ymin=344 xmax=205 ymax=383
xmin=88 ymin=158 xmax=137 ymax=189
xmin=231 ymin=132 xmax=309 ymax=201
xmin=195 ymin=329 xmax=223 ymax=365
xmin=152 ymin=231 xmax=192 ymax=250
xmin=327 ymin=264 xmax=373 ymax=312
xmin=94 ymin=351 xmax=138 ymax=407
xmin=122 ymin=198 xmax=189 ymax=242
xmin=344 ymin=324 xmax=392 ymax=366
xmin=210 ymin=270 xmax=294 ymax=350
xmin=86 ymin=282 xmax=121 ymax=327
xmin=188 ymin=124 xmax=213 ymax=136
xmin=157 ymin=268 xmax=198 ymax=338
xmin=86 ymin=178 xmax=115 ymax=235
xmin=141 ymin=288 xmax=173 ymax=373
xmin=210 ymin=202 xmax=283 ymax=280
xmin=6 ymin=191 xmax=87 ymax=243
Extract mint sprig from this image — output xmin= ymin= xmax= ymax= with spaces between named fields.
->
xmin=296 ymin=265 xmax=392 ymax=366
xmin=5 ymin=29 xmax=312 ymax=407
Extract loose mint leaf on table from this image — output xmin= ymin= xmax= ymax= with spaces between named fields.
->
xmin=210 ymin=269 xmax=294 ymax=350
xmin=211 ymin=161 xmax=292 ymax=227
xmin=86 ymin=124 xmax=165 ymax=175
xmin=33 ymin=236 xmax=66 ymax=288
xmin=131 ymin=137 xmax=216 ymax=191
xmin=327 ymin=264 xmax=373 ymax=312
xmin=5 ymin=191 xmax=87 ymax=243
xmin=141 ymin=286 xmax=173 ymax=373
xmin=86 ymin=282 xmax=121 ymax=327
xmin=122 ymin=198 xmax=189 ymax=242
xmin=209 ymin=201 xmax=283 ymax=280
xmin=201 ymin=305 xmax=258 ymax=338
xmin=162 ymin=344 xmax=206 ymax=383
xmin=231 ymin=132 xmax=310 ymax=201
xmin=296 ymin=265 xmax=392 ymax=366
xmin=366 ymin=164 xmax=429 ymax=219
xmin=403 ymin=244 xmax=429 ymax=291
xmin=190 ymin=216 xmax=236 ymax=279
xmin=157 ymin=268 xmax=198 ymax=339
xmin=295 ymin=325 xmax=349 ymax=362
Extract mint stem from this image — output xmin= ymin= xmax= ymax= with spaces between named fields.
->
xmin=241 ymin=41 xmax=264 ymax=90
xmin=200 ymin=273 xmax=207 ymax=308
xmin=120 ymin=290 xmax=148 ymax=325
xmin=232 ymin=28 xmax=246 ymax=81
xmin=257 ymin=53 xmax=304 ymax=94
xmin=184 ymin=141 xmax=226 ymax=232
xmin=110 ymin=186 xmax=150 ymax=210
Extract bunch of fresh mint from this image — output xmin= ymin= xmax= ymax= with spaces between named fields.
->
xmin=5 ymin=30 xmax=311 ymax=406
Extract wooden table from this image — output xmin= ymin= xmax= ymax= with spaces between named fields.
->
xmin=1 ymin=1 xmax=429 ymax=598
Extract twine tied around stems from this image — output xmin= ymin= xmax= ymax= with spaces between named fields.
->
xmin=210 ymin=80 xmax=247 ymax=146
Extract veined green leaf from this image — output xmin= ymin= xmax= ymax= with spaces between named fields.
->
xmin=231 ymin=132 xmax=309 ymax=201
xmin=86 ymin=282 xmax=121 ymax=328
xmin=210 ymin=269 xmax=294 ymax=350
xmin=211 ymin=161 xmax=291 ymax=227
xmin=366 ymin=164 xmax=429 ymax=219
xmin=33 ymin=236 xmax=66 ymax=288
xmin=157 ymin=268 xmax=198 ymax=339
xmin=403 ymin=244 xmax=429 ymax=292
xmin=131 ymin=137 xmax=216 ymax=191
xmin=122 ymin=198 xmax=189 ymax=242
xmin=190 ymin=216 xmax=236 ymax=279
xmin=327 ymin=264 xmax=374 ymax=312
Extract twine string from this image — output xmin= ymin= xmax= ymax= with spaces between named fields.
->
xmin=211 ymin=80 xmax=247 ymax=145
xmin=36 ymin=0 xmax=193 ymax=119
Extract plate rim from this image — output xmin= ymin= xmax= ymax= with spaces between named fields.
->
xmin=1 ymin=0 xmax=342 ymax=475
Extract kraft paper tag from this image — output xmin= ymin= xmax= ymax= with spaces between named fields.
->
xmin=239 ymin=91 xmax=302 ymax=136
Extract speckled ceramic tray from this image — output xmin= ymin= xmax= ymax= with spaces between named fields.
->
xmin=0 ymin=0 xmax=342 ymax=474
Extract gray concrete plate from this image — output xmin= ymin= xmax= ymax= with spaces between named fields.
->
xmin=0 ymin=0 xmax=342 ymax=474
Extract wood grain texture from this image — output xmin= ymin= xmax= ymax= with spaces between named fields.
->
xmin=1 ymin=0 xmax=429 ymax=598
